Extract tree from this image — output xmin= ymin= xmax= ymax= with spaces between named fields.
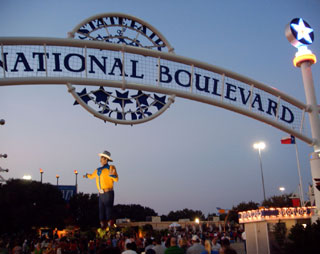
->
xmin=228 ymin=201 xmax=259 ymax=223
xmin=283 ymin=219 xmax=320 ymax=254
xmin=274 ymin=220 xmax=287 ymax=251
xmin=262 ymin=194 xmax=292 ymax=208
xmin=0 ymin=179 xmax=67 ymax=234
xmin=207 ymin=213 xmax=218 ymax=220
xmin=113 ymin=204 xmax=158 ymax=221
xmin=69 ymin=193 xmax=99 ymax=229
xmin=166 ymin=208 xmax=205 ymax=221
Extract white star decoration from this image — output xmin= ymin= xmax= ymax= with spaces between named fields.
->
xmin=291 ymin=18 xmax=313 ymax=44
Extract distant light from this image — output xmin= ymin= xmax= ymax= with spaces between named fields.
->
xmin=279 ymin=187 xmax=285 ymax=192
xmin=74 ymin=170 xmax=78 ymax=175
xmin=22 ymin=175 xmax=32 ymax=180
xmin=302 ymin=223 xmax=307 ymax=228
xmin=195 ymin=218 xmax=200 ymax=224
xmin=253 ymin=142 xmax=266 ymax=150
xmin=40 ymin=168 xmax=44 ymax=173
xmin=56 ymin=175 xmax=59 ymax=178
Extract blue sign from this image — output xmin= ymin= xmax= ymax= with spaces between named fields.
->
xmin=57 ymin=185 xmax=77 ymax=201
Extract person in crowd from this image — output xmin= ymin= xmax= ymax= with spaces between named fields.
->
xmin=241 ymin=231 xmax=246 ymax=254
xmin=12 ymin=241 xmax=22 ymax=254
xmin=122 ymin=242 xmax=137 ymax=254
xmin=44 ymin=242 xmax=54 ymax=254
xmin=84 ymin=150 xmax=119 ymax=229
xmin=164 ymin=237 xmax=184 ymax=254
xmin=211 ymin=238 xmax=220 ymax=253
xmin=219 ymin=239 xmax=236 ymax=254
xmin=200 ymin=240 xmax=218 ymax=254
xmin=146 ymin=249 xmax=156 ymax=254
xmin=178 ymin=238 xmax=188 ymax=254
xmin=145 ymin=238 xmax=154 ymax=252
xmin=153 ymin=237 xmax=166 ymax=254
xmin=0 ymin=239 xmax=9 ymax=254
xmin=186 ymin=235 xmax=204 ymax=254
xmin=34 ymin=243 xmax=42 ymax=254
xmin=69 ymin=240 xmax=78 ymax=254
xmin=22 ymin=240 xmax=28 ymax=254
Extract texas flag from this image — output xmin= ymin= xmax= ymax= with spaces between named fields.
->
xmin=281 ymin=135 xmax=296 ymax=144
xmin=216 ymin=207 xmax=226 ymax=214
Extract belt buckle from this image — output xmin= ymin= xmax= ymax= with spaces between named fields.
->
xmin=99 ymin=189 xmax=104 ymax=194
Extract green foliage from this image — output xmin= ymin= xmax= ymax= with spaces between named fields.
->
xmin=274 ymin=221 xmax=287 ymax=248
xmin=165 ymin=208 xmax=205 ymax=221
xmin=228 ymin=201 xmax=259 ymax=223
xmin=207 ymin=213 xmax=217 ymax=220
xmin=0 ymin=179 xmax=67 ymax=234
xmin=113 ymin=204 xmax=158 ymax=221
xmin=68 ymin=192 xmax=99 ymax=229
xmin=283 ymin=220 xmax=320 ymax=254
xmin=262 ymin=194 xmax=293 ymax=208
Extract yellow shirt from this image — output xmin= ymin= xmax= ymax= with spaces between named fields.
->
xmin=87 ymin=165 xmax=118 ymax=190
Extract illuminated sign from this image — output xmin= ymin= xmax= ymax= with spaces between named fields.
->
xmin=238 ymin=207 xmax=315 ymax=223
xmin=285 ymin=18 xmax=314 ymax=48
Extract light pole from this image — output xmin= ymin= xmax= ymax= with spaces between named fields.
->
xmin=253 ymin=141 xmax=267 ymax=202
xmin=286 ymin=18 xmax=320 ymax=220
xmin=56 ymin=175 xmax=59 ymax=186
xmin=40 ymin=168 xmax=43 ymax=183
xmin=74 ymin=170 xmax=78 ymax=192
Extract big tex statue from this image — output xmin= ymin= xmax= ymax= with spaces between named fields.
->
xmin=84 ymin=150 xmax=118 ymax=229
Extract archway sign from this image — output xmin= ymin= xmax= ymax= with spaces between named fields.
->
xmin=0 ymin=14 xmax=320 ymax=218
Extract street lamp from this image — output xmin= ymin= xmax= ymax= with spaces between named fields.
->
xmin=56 ymin=175 xmax=59 ymax=186
xmin=279 ymin=187 xmax=285 ymax=193
xmin=253 ymin=141 xmax=267 ymax=202
xmin=74 ymin=170 xmax=78 ymax=192
xmin=195 ymin=218 xmax=200 ymax=224
xmin=0 ymin=154 xmax=7 ymax=158
xmin=40 ymin=168 xmax=44 ymax=183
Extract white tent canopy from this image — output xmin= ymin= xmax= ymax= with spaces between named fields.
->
xmin=169 ymin=222 xmax=181 ymax=227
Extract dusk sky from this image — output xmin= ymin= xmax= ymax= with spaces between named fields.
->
xmin=1 ymin=0 xmax=320 ymax=216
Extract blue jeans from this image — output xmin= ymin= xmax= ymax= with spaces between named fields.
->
xmin=99 ymin=190 xmax=114 ymax=221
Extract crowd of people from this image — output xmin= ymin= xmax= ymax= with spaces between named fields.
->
xmin=0 ymin=228 xmax=244 ymax=254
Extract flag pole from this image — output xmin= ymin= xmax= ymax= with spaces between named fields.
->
xmin=294 ymin=141 xmax=305 ymax=206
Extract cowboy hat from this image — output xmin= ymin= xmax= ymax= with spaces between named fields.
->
xmin=98 ymin=150 xmax=113 ymax=161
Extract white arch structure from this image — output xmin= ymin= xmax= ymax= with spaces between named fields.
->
xmin=1 ymin=13 xmax=320 ymax=221
xmin=0 ymin=36 xmax=313 ymax=144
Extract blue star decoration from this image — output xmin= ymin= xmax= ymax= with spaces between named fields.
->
xmin=99 ymin=105 xmax=110 ymax=114
xmin=73 ymin=88 xmax=92 ymax=105
xmin=132 ymin=90 xmax=150 ymax=106
xmin=291 ymin=18 xmax=314 ymax=45
xmin=127 ymin=110 xmax=137 ymax=120
xmin=112 ymin=90 xmax=133 ymax=108
xmin=137 ymin=106 xmax=152 ymax=119
xmin=92 ymin=86 xmax=112 ymax=104
xmin=153 ymin=94 xmax=167 ymax=110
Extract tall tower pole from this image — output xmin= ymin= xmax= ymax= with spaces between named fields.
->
xmin=286 ymin=18 xmax=320 ymax=221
